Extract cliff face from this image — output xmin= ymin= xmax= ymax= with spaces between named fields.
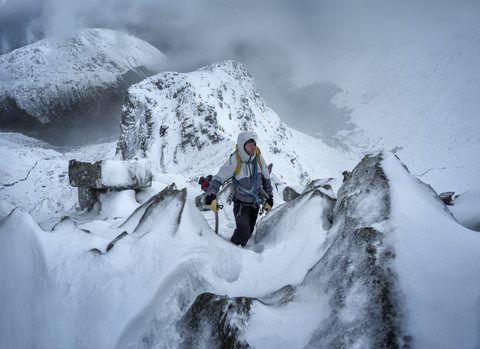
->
xmin=116 ymin=60 xmax=312 ymax=183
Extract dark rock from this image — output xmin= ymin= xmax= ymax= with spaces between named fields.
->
xmin=439 ymin=191 xmax=455 ymax=205
xmin=114 ymin=60 xmax=301 ymax=180
xmin=69 ymin=160 xmax=103 ymax=189
xmin=342 ymin=170 xmax=351 ymax=182
xmin=177 ymin=292 xmax=252 ymax=349
xmin=282 ymin=186 xmax=300 ymax=202
xmin=77 ymin=187 xmax=102 ymax=211
xmin=106 ymin=231 xmax=128 ymax=252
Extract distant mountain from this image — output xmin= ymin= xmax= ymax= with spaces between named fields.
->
xmin=116 ymin=60 xmax=355 ymax=185
xmin=324 ymin=27 xmax=480 ymax=192
xmin=0 ymin=28 xmax=168 ymax=144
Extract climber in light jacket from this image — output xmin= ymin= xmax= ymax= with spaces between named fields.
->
xmin=204 ymin=131 xmax=274 ymax=246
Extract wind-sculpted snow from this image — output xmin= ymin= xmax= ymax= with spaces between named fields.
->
xmin=115 ymin=60 xmax=341 ymax=184
xmin=0 ymin=209 xmax=52 ymax=349
xmin=177 ymin=181 xmax=335 ymax=348
xmin=0 ymin=181 xmax=205 ymax=348
xmin=119 ymin=183 xmax=186 ymax=236
xmin=254 ymin=185 xmax=335 ymax=248
xmin=0 ymin=28 xmax=167 ymax=134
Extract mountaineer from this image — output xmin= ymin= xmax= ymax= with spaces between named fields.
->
xmin=204 ymin=131 xmax=274 ymax=246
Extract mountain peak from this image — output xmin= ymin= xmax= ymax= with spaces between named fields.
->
xmin=116 ymin=60 xmax=316 ymax=183
xmin=0 ymin=28 xmax=168 ymax=125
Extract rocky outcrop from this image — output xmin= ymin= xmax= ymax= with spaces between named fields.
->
xmin=439 ymin=191 xmax=455 ymax=205
xmin=282 ymin=186 xmax=300 ymax=202
xmin=302 ymin=153 xmax=410 ymax=348
xmin=68 ymin=159 xmax=152 ymax=210
xmin=177 ymin=293 xmax=252 ymax=349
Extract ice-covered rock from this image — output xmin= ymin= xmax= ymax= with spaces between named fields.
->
xmin=439 ymin=191 xmax=455 ymax=205
xmin=68 ymin=159 xmax=152 ymax=189
xmin=300 ymin=153 xmax=409 ymax=348
xmin=115 ymin=60 xmax=317 ymax=184
xmin=282 ymin=186 xmax=300 ymax=202
xmin=177 ymin=293 xmax=252 ymax=349
xmin=119 ymin=183 xmax=186 ymax=236
xmin=68 ymin=159 xmax=152 ymax=210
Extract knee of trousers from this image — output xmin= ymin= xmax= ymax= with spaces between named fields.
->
xmin=235 ymin=218 xmax=251 ymax=236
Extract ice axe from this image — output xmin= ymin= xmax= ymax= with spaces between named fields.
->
xmin=259 ymin=188 xmax=272 ymax=216
xmin=206 ymin=199 xmax=223 ymax=234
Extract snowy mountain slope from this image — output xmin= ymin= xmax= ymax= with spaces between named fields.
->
xmin=116 ymin=60 xmax=356 ymax=186
xmin=0 ymin=28 xmax=168 ymax=142
xmin=1 ymin=131 xmax=479 ymax=348
xmin=324 ymin=27 xmax=480 ymax=193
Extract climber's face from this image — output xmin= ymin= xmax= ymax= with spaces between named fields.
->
xmin=244 ymin=140 xmax=256 ymax=157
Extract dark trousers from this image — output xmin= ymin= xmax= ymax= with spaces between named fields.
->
xmin=231 ymin=201 xmax=259 ymax=246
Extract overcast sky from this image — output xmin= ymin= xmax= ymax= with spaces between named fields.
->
xmin=1 ymin=0 xmax=479 ymax=141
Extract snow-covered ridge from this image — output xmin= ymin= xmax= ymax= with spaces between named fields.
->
xmin=116 ymin=60 xmax=354 ymax=184
xmin=0 ymin=28 xmax=168 ymax=123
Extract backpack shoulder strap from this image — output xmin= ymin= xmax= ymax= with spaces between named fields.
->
xmin=256 ymin=146 xmax=262 ymax=169
xmin=233 ymin=145 xmax=241 ymax=175
xmin=233 ymin=145 xmax=262 ymax=176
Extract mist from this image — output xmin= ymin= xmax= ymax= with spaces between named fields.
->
xmin=1 ymin=0 xmax=479 ymax=144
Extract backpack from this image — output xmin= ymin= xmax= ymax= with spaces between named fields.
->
xmin=232 ymin=144 xmax=262 ymax=175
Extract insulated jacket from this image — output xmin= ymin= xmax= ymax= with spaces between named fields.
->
xmin=207 ymin=131 xmax=273 ymax=203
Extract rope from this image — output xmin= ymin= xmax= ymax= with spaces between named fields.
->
xmin=232 ymin=156 xmax=262 ymax=207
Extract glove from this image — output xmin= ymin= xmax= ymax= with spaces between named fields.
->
xmin=267 ymin=196 xmax=274 ymax=207
xmin=264 ymin=196 xmax=273 ymax=212
xmin=204 ymin=193 xmax=216 ymax=206
xmin=207 ymin=199 xmax=218 ymax=213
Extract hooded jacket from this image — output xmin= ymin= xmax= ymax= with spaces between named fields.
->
xmin=207 ymin=131 xmax=273 ymax=203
